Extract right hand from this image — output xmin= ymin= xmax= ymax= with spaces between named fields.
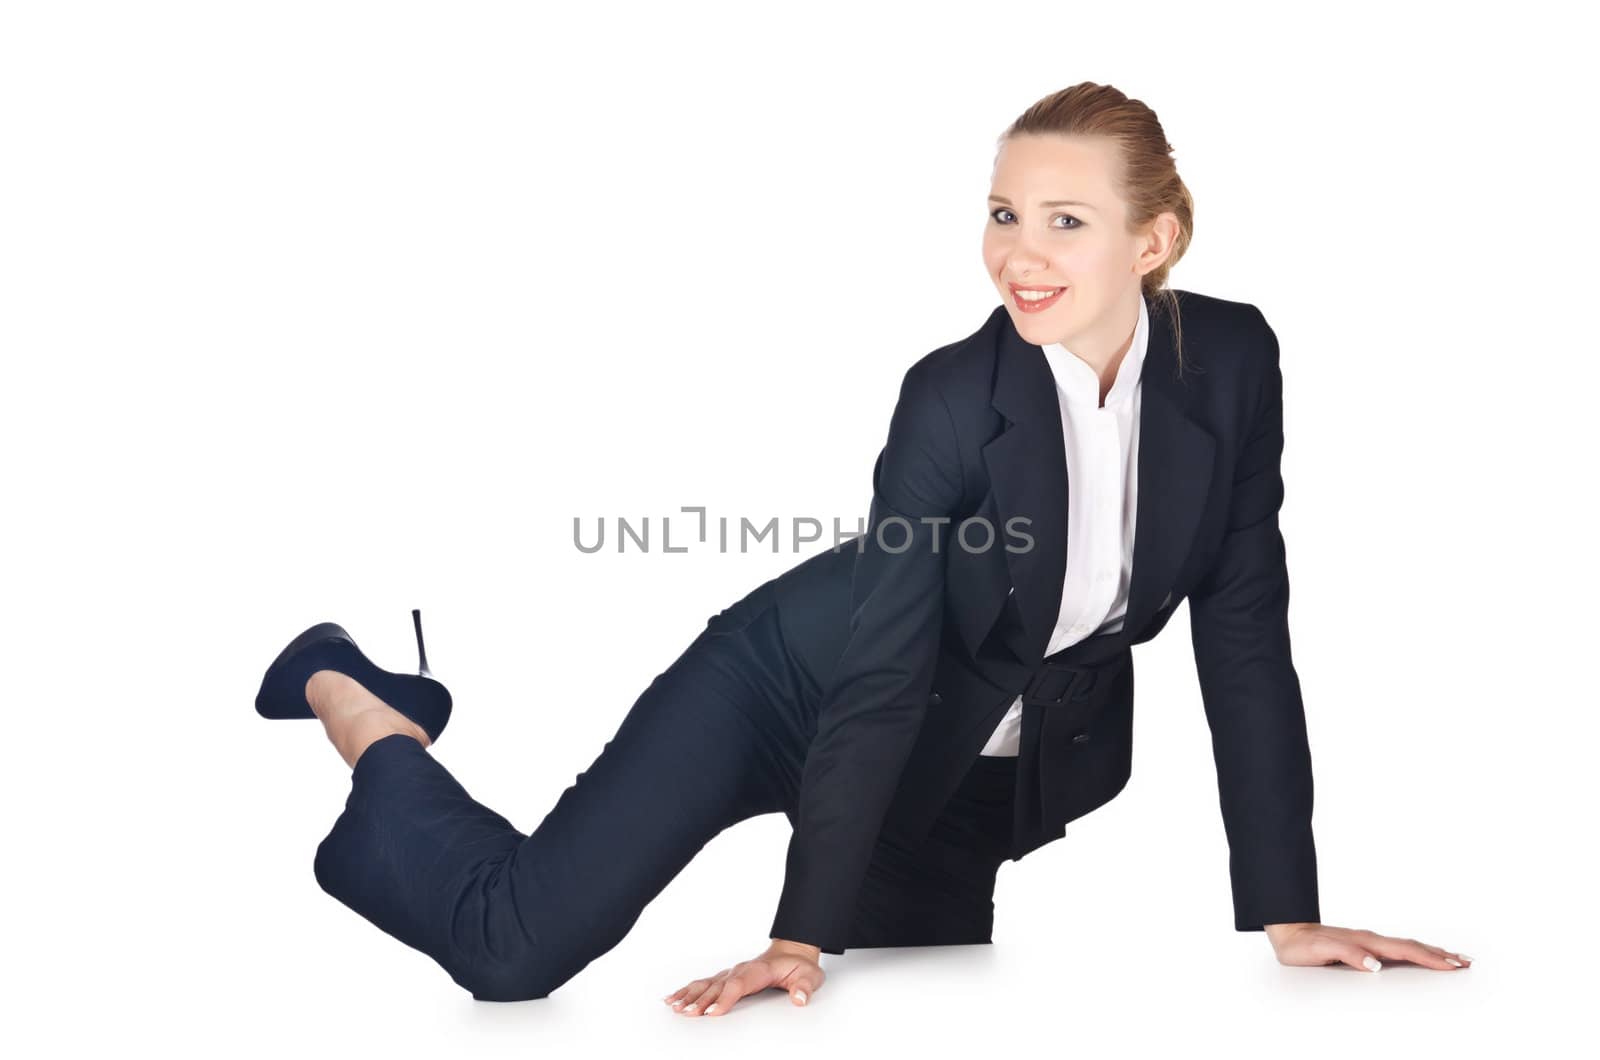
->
xmin=662 ymin=939 xmax=826 ymax=1017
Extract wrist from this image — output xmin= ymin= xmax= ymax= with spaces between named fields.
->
xmin=769 ymin=937 xmax=823 ymax=961
xmin=1263 ymin=922 xmax=1318 ymax=946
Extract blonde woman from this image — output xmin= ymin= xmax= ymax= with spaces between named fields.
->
xmin=256 ymin=82 xmax=1470 ymax=1011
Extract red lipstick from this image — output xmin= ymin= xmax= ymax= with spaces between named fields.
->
xmin=1009 ymin=283 xmax=1067 ymax=313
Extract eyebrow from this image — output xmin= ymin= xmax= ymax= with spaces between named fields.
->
xmin=988 ymin=195 xmax=1097 ymax=211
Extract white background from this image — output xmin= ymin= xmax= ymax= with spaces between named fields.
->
xmin=4 ymin=1 xmax=1595 ymax=1056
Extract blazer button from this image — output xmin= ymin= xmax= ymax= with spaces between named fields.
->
xmin=929 ymin=692 xmax=943 ymax=706
xmin=1071 ymin=730 xmax=1090 ymax=745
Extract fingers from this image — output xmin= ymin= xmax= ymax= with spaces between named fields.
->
xmin=1333 ymin=943 xmax=1384 ymax=972
xmin=683 ymin=975 xmax=733 ymax=1016
xmin=703 ymin=974 xmax=756 ymax=1017
xmin=664 ymin=963 xmax=772 ymax=1017
xmin=1367 ymin=934 xmax=1474 ymax=970
xmin=687 ymin=977 xmax=726 ymax=1015
xmin=663 ymin=976 xmax=713 ymax=1013
xmin=1418 ymin=941 xmax=1473 ymax=967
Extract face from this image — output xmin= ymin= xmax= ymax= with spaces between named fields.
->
xmin=983 ymin=133 xmax=1174 ymax=353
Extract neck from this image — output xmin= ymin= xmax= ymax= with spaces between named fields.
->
xmin=1054 ymin=298 xmax=1140 ymax=406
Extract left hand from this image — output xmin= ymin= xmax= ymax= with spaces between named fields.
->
xmin=1264 ymin=922 xmax=1472 ymax=972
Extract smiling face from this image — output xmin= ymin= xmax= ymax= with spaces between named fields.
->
xmin=983 ymin=133 xmax=1170 ymax=353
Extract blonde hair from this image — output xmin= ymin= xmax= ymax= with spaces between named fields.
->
xmin=999 ymin=82 xmax=1194 ymax=373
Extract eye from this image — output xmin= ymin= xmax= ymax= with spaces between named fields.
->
xmin=988 ymin=207 xmax=1083 ymax=230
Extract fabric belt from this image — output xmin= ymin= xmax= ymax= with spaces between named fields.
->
xmin=1010 ymin=633 xmax=1132 ymax=859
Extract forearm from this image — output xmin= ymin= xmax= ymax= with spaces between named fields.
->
xmin=769 ymin=674 xmax=930 ymax=952
xmin=1191 ymin=304 xmax=1321 ymax=932
xmin=768 ymin=359 xmax=961 ymax=955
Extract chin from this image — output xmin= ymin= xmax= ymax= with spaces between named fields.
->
xmin=1008 ymin=306 xmax=1071 ymax=340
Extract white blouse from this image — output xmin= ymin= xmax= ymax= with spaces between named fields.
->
xmin=978 ymin=294 xmax=1149 ymax=756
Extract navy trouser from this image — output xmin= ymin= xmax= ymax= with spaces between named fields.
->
xmin=311 ymin=586 xmax=1018 ymax=1001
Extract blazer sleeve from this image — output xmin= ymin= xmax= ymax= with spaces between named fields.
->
xmin=1186 ymin=305 xmax=1322 ymax=932
xmin=768 ymin=361 xmax=964 ymax=955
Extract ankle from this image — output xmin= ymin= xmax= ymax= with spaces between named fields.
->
xmin=341 ymin=710 xmax=429 ymax=769
xmin=304 ymin=670 xmax=433 ymax=766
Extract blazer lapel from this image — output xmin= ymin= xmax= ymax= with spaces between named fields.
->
xmin=980 ymin=299 xmax=1215 ymax=664
xmin=1122 ymin=339 xmax=1215 ymax=642
xmin=983 ymin=325 xmax=1067 ymax=663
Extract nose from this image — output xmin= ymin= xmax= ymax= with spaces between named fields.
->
xmin=1007 ymin=257 xmax=1049 ymax=283
xmin=1003 ymin=237 xmax=1051 ymax=282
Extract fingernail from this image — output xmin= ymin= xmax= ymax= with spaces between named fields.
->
xmin=1363 ymin=955 xmax=1382 ymax=972
xmin=1460 ymin=954 xmax=1474 ymax=962
xmin=795 ymin=990 xmax=807 ymax=1004
xmin=684 ymin=1003 xmax=697 ymax=1012
xmin=705 ymin=1004 xmax=719 ymax=1015
xmin=1446 ymin=957 xmax=1462 ymax=967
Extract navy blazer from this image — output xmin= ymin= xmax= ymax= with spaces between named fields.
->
xmin=756 ymin=289 xmax=1319 ymax=954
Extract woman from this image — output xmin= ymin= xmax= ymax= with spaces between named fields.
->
xmin=255 ymin=83 xmax=1471 ymax=1011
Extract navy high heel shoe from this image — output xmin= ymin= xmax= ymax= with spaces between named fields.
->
xmin=254 ymin=608 xmax=453 ymax=744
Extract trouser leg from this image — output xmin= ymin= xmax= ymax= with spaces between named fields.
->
xmin=311 ymin=620 xmax=799 ymax=1002
xmin=845 ymin=753 xmax=1018 ymax=949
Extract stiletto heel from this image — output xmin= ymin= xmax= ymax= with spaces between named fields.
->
xmin=254 ymin=609 xmax=454 ymax=743
xmin=413 ymin=607 xmax=433 ymax=677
